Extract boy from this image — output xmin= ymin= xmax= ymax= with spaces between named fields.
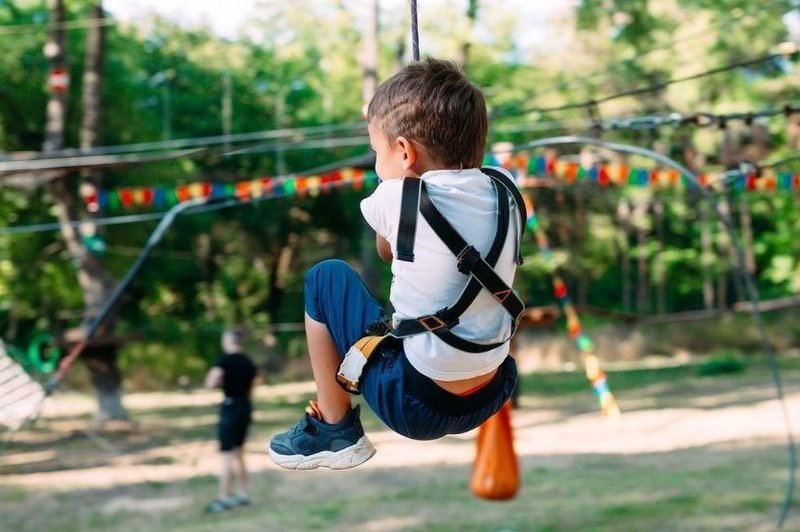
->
xmin=269 ymin=59 xmax=524 ymax=470
xmin=205 ymin=327 xmax=258 ymax=512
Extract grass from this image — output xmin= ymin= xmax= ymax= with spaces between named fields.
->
xmin=0 ymin=354 xmax=798 ymax=531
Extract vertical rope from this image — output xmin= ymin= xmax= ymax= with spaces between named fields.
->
xmin=409 ymin=0 xmax=420 ymax=61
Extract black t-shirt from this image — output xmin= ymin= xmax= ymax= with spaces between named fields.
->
xmin=214 ymin=353 xmax=257 ymax=398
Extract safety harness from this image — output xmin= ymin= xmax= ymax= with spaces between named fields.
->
xmin=336 ymin=167 xmax=527 ymax=393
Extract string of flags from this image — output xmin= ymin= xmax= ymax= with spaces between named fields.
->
xmin=82 ymin=151 xmax=800 ymax=213
xmin=522 ymin=191 xmax=621 ymax=419
xmin=82 ymin=168 xmax=378 ymax=213
xmin=484 ymin=153 xmax=800 ymax=193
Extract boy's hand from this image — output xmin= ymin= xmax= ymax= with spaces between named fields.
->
xmin=375 ymin=234 xmax=393 ymax=263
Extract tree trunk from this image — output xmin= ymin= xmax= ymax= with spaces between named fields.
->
xmin=653 ymin=198 xmax=666 ymax=314
xmin=43 ymin=0 xmax=67 ymax=154
xmin=458 ymin=0 xmax=479 ymax=72
xmin=79 ymin=2 xmax=127 ymax=422
xmin=44 ymin=1 xmax=127 ymax=422
xmin=738 ymin=195 xmax=756 ymax=275
xmin=221 ymin=69 xmax=232 ymax=152
xmin=554 ymin=190 xmax=570 ymax=247
xmin=616 ymin=198 xmax=632 ymax=313
xmin=634 ymin=198 xmax=651 ymax=315
xmin=716 ymin=197 xmax=735 ymax=307
xmin=574 ymin=189 xmax=588 ymax=307
xmin=361 ymin=0 xmax=379 ymax=110
xmin=700 ymin=200 xmax=714 ymax=310
xmin=83 ymin=343 xmax=127 ymax=423
xmin=267 ymin=232 xmax=299 ymax=320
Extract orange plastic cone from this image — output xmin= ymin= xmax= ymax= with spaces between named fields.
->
xmin=470 ymin=400 xmax=519 ymax=500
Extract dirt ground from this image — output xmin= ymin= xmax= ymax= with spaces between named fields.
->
xmin=1 ymin=361 xmax=799 ymax=531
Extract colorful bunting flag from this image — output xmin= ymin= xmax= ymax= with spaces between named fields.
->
xmin=523 ymin=191 xmax=621 ymax=419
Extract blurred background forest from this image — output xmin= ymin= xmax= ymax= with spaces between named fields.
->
xmin=1 ymin=0 xmax=799 ymax=420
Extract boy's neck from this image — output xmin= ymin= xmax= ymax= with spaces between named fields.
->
xmin=408 ymin=158 xmax=440 ymax=178
xmin=412 ymin=165 xmax=470 ymax=178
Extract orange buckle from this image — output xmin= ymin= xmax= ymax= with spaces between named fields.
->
xmin=419 ymin=315 xmax=447 ymax=332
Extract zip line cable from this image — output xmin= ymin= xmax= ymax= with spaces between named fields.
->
xmin=0 ymin=136 xmax=369 ymax=175
xmin=222 ymin=135 xmax=370 ymax=157
xmin=494 ymin=103 xmax=800 ymax=137
xmin=504 ymin=0 xmax=790 ymax=108
xmin=1 ymin=121 xmax=366 ymax=161
xmin=0 ymin=148 xmax=207 ymax=175
xmin=6 ymin=101 xmax=799 ymax=176
xmin=492 ymin=50 xmax=790 ymax=119
xmin=3 ymin=102 xmax=799 ymax=235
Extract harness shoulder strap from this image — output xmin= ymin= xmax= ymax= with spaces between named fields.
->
xmin=392 ymin=181 xmax=525 ymax=353
xmin=396 ymin=177 xmax=421 ymax=262
xmin=481 ymin=166 xmax=527 ymax=265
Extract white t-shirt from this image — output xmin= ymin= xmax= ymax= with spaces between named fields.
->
xmin=360 ymin=167 xmax=519 ymax=381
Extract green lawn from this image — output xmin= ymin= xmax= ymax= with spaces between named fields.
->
xmin=1 ymin=355 xmax=798 ymax=531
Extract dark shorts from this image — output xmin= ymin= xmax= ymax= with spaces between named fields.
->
xmin=218 ymin=398 xmax=252 ymax=451
xmin=304 ymin=259 xmax=517 ymax=441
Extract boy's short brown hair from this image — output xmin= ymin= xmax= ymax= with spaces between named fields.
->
xmin=367 ymin=58 xmax=488 ymax=169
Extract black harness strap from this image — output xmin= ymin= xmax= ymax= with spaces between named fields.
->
xmin=396 ymin=177 xmax=421 ymax=262
xmin=435 ymin=180 xmax=509 ymax=324
xmin=480 ymin=166 xmax=527 ymax=265
xmin=392 ymin=178 xmax=508 ymax=338
xmin=391 ymin=169 xmax=526 ymax=353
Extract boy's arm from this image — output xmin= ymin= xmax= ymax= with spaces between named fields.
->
xmin=204 ymin=366 xmax=223 ymax=389
xmin=376 ymin=234 xmax=393 ymax=262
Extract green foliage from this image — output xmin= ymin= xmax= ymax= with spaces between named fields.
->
xmin=697 ymin=350 xmax=748 ymax=376
xmin=0 ymin=0 xmax=799 ymax=387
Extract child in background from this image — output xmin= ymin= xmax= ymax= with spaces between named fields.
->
xmin=205 ymin=327 xmax=258 ymax=511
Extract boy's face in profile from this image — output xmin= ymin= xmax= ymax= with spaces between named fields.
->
xmin=368 ymin=123 xmax=406 ymax=180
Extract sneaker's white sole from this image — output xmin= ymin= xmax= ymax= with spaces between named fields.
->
xmin=268 ymin=435 xmax=376 ymax=471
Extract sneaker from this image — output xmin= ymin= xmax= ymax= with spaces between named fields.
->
xmin=206 ymin=499 xmax=233 ymax=513
xmin=268 ymin=401 xmax=376 ymax=470
xmin=227 ymin=494 xmax=250 ymax=507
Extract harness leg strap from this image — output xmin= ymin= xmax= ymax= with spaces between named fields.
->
xmin=336 ymin=335 xmax=391 ymax=394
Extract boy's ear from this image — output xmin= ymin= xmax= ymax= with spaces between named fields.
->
xmin=395 ymin=136 xmax=417 ymax=171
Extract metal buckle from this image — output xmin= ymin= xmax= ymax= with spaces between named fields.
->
xmin=418 ymin=315 xmax=447 ymax=332
xmin=493 ymin=289 xmax=512 ymax=303
xmin=456 ymin=245 xmax=478 ymax=274
xmin=335 ymin=372 xmax=361 ymax=394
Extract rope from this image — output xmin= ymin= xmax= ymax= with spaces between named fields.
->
xmin=409 ymin=0 xmax=420 ymax=62
xmin=492 ymin=51 xmax=786 ymax=119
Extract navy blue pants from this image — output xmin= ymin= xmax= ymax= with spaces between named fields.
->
xmin=304 ymin=259 xmax=517 ymax=441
